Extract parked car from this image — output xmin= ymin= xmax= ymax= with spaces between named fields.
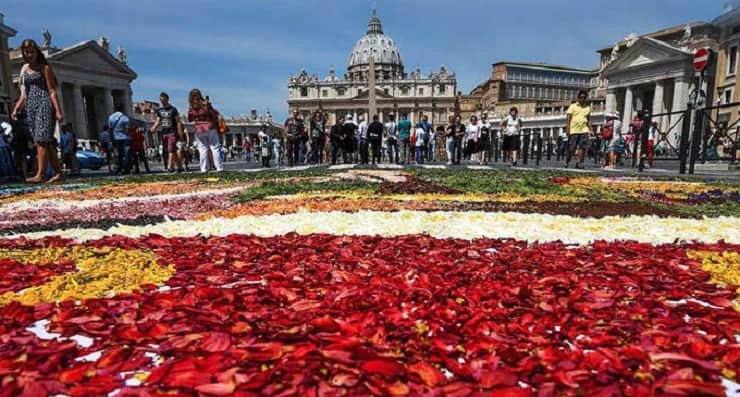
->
xmin=76 ymin=149 xmax=106 ymax=170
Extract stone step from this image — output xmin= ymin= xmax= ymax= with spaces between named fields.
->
xmin=694 ymin=162 xmax=730 ymax=172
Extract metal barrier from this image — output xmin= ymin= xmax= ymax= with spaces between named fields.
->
xmin=698 ymin=102 xmax=740 ymax=166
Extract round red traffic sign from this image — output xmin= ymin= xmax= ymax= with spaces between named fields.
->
xmin=694 ymin=48 xmax=710 ymax=72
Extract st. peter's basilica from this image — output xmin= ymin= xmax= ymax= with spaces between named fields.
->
xmin=287 ymin=9 xmax=458 ymax=125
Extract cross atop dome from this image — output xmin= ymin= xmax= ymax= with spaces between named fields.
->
xmin=367 ymin=4 xmax=383 ymax=34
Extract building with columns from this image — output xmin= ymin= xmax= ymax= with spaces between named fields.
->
xmin=465 ymin=62 xmax=605 ymax=145
xmin=469 ymin=62 xmax=598 ymax=112
xmin=10 ymin=38 xmax=137 ymax=141
xmin=599 ymin=23 xmax=719 ymax=144
xmin=0 ymin=13 xmax=17 ymax=122
xmin=287 ymin=9 xmax=458 ymax=126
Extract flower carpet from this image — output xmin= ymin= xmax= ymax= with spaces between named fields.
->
xmin=0 ymin=168 xmax=739 ymax=396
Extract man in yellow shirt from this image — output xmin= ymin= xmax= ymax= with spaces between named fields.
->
xmin=566 ymin=90 xmax=593 ymax=169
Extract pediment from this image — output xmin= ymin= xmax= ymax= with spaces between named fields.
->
xmin=603 ymin=38 xmax=692 ymax=77
xmin=49 ymin=41 xmax=137 ymax=78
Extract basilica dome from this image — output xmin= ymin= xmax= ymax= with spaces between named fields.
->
xmin=347 ymin=10 xmax=405 ymax=80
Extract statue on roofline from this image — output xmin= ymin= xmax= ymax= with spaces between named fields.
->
xmin=42 ymin=28 xmax=52 ymax=48
xmin=117 ymin=46 xmax=127 ymax=64
xmin=98 ymin=36 xmax=110 ymax=51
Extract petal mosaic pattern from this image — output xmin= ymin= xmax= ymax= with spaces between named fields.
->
xmin=0 ymin=169 xmax=738 ymax=396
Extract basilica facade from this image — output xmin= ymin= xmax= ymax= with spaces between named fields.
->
xmin=287 ymin=10 xmax=458 ymax=126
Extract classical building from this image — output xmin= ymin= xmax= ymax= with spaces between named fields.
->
xmin=599 ymin=23 xmax=719 ymax=141
xmin=466 ymin=62 xmax=605 ymax=144
xmin=10 ymin=34 xmax=137 ymax=141
xmin=0 ymin=13 xmax=17 ymax=122
xmin=470 ymin=62 xmax=598 ymax=112
xmin=287 ymin=9 xmax=458 ymax=126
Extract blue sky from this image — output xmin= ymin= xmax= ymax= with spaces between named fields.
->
xmin=1 ymin=0 xmax=728 ymax=120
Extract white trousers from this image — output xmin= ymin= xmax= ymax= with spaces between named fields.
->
xmin=195 ymin=129 xmax=223 ymax=172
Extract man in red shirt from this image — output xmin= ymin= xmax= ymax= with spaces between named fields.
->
xmin=130 ymin=127 xmax=150 ymax=173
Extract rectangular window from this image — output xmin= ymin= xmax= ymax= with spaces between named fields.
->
xmin=724 ymin=88 xmax=734 ymax=104
xmin=438 ymin=84 xmax=446 ymax=94
xmin=300 ymin=87 xmax=308 ymax=97
xmin=419 ymin=88 xmax=425 ymax=95
xmin=384 ymin=88 xmax=389 ymax=95
xmin=322 ymin=89 xmax=328 ymax=98
xmin=728 ymin=46 xmax=738 ymax=76
xmin=336 ymin=87 xmax=346 ymax=96
xmin=401 ymin=87 xmax=409 ymax=95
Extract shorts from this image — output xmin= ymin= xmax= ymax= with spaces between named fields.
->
xmin=606 ymin=135 xmax=621 ymax=153
xmin=502 ymin=135 xmax=520 ymax=151
xmin=176 ymin=141 xmax=187 ymax=151
xmin=163 ymin=133 xmax=177 ymax=154
xmin=569 ymin=134 xmax=590 ymax=152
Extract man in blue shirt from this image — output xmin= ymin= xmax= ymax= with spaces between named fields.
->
xmin=108 ymin=104 xmax=132 ymax=175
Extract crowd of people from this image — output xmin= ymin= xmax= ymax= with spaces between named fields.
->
xmin=0 ymin=39 xmax=672 ymax=182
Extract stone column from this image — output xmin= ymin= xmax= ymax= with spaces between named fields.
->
xmin=72 ymin=84 xmax=87 ymax=139
xmin=621 ymin=87 xmax=634 ymax=135
xmin=669 ymin=77 xmax=690 ymax=147
xmin=122 ymin=86 xmax=133 ymax=115
xmin=103 ymin=86 xmax=114 ymax=117
xmin=605 ymin=88 xmax=618 ymax=114
xmin=652 ymin=80 xmax=666 ymax=131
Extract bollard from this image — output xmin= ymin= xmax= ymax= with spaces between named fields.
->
xmin=679 ymin=106 xmax=692 ymax=174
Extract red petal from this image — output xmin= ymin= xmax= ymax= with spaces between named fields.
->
xmin=361 ymin=360 xmax=405 ymax=377
xmin=660 ymin=380 xmax=725 ymax=397
xmin=200 ymin=332 xmax=232 ymax=353
xmin=407 ymin=361 xmax=446 ymax=387
xmin=478 ymin=369 xmax=518 ymax=388
xmin=649 ymin=352 xmax=720 ymax=370
xmin=489 ymin=387 xmax=533 ymax=397
xmin=195 ymin=383 xmax=236 ymax=395
xmin=330 ymin=373 xmax=359 ymax=387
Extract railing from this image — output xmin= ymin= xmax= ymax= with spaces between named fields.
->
xmin=439 ymin=102 xmax=740 ymax=173
xmin=698 ymin=102 xmax=740 ymax=166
